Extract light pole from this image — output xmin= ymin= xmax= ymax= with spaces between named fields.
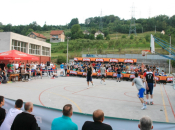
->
xmin=169 ymin=34 xmax=171 ymax=74
xmin=67 ymin=37 xmax=70 ymax=64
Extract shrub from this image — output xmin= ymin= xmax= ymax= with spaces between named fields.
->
xmin=130 ymin=35 xmax=134 ymax=39
xmin=63 ymin=50 xmax=67 ymax=53
xmin=57 ymin=55 xmax=67 ymax=64
xmin=106 ymin=35 xmax=110 ymax=40
xmin=122 ymin=35 xmax=126 ymax=38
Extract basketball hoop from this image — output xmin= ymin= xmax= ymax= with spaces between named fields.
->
xmin=142 ymin=50 xmax=150 ymax=56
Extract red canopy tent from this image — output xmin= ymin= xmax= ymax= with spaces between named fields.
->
xmin=0 ymin=50 xmax=39 ymax=61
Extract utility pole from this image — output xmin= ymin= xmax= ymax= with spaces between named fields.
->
xmin=142 ymin=27 xmax=143 ymax=33
xmin=169 ymin=34 xmax=171 ymax=74
xmin=155 ymin=26 xmax=156 ymax=33
xmin=67 ymin=37 xmax=71 ymax=64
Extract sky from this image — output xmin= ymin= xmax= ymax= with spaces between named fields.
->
xmin=1 ymin=0 xmax=175 ymax=26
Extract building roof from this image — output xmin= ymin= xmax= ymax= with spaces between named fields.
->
xmin=32 ymin=32 xmax=47 ymax=39
xmin=50 ymin=30 xmax=64 ymax=35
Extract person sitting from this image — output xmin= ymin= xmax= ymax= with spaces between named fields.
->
xmin=0 ymin=68 xmax=6 ymax=81
xmin=155 ymin=69 xmax=159 ymax=76
xmin=122 ymin=69 xmax=126 ymax=74
xmin=161 ymin=70 xmax=165 ymax=76
xmin=82 ymin=109 xmax=112 ymax=130
xmin=0 ymin=99 xmax=23 ymax=130
xmin=164 ymin=72 xmax=167 ymax=76
xmin=70 ymin=66 xmax=73 ymax=70
xmin=51 ymin=104 xmax=78 ymax=130
xmin=11 ymin=102 xmax=40 ymax=130
xmin=138 ymin=116 xmax=153 ymax=130
xmin=7 ymin=67 xmax=16 ymax=82
xmin=130 ymin=70 xmax=135 ymax=74
xmin=0 ymin=96 xmax=5 ymax=127
xmin=36 ymin=68 xmax=42 ymax=79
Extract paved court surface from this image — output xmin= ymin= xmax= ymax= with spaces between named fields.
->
xmin=0 ymin=76 xmax=175 ymax=123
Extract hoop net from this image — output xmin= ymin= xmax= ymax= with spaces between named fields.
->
xmin=142 ymin=50 xmax=150 ymax=56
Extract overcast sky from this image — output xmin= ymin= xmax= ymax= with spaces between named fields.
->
xmin=1 ymin=0 xmax=175 ymax=26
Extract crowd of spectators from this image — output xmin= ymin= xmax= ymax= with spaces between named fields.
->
xmin=61 ymin=61 xmax=167 ymax=77
xmin=0 ymin=61 xmax=57 ymax=82
xmin=0 ymin=95 xmax=154 ymax=130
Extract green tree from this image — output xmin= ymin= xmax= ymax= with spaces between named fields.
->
xmin=96 ymin=34 xmax=104 ymax=40
xmin=142 ymin=38 xmax=146 ymax=44
xmin=89 ymin=34 xmax=95 ymax=40
xmin=68 ymin=18 xmax=79 ymax=28
xmin=25 ymin=28 xmax=34 ymax=36
xmin=103 ymin=30 xmax=109 ymax=37
xmin=57 ymin=56 xmax=67 ymax=64
xmin=106 ymin=35 xmax=110 ymax=40
xmin=91 ymin=29 xmax=96 ymax=34
xmin=145 ymin=34 xmax=150 ymax=42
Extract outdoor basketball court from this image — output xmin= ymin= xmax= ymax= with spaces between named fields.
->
xmin=0 ymin=76 xmax=175 ymax=123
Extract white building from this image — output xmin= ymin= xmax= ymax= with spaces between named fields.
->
xmin=94 ymin=31 xmax=104 ymax=38
xmin=0 ymin=32 xmax=51 ymax=62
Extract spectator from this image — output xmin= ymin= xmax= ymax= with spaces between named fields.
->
xmin=138 ymin=116 xmax=153 ymax=130
xmin=82 ymin=109 xmax=112 ymax=130
xmin=14 ymin=61 xmax=19 ymax=70
xmin=0 ymin=96 xmax=5 ymax=127
xmin=60 ymin=63 xmax=64 ymax=76
xmin=11 ymin=102 xmax=39 ymax=130
xmin=7 ymin=62 xmax=13 ymax=69
xmin=64 ymin=63 xmax=68 ymax=76
xmin=161 ymin=70 xmax=164 ymax=76
xmin=164 ymin=72 xmax=167 ymax=76
xmin=51 ymin=104 xmax=78 ymax=130
xmin=0 ymin=99 xmax=23 ymax=130
xmin=40 ymin=62 xmax=45 ymax=75
xmin=0 ymin=62 xmax=5 ymax=71
xmin=117 ymin=66 xmax=121 ymax=82
xmin=0 ymin=68 xmax=6 ymax=81
xmin=155 ymin=69 xmax=159 ymax=76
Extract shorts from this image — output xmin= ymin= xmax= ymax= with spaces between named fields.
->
xmin=101 ymin=74 xmax=105 ymax=79
xmin=117 ymin=74 xmax=121 ymax=78
xmin=146 ymin=83 xmax=153 ymax=95
xmin=87 ymin=75 xmax=92 ymax=82
xmin=138 ymin=88 xmax=145 ymax=98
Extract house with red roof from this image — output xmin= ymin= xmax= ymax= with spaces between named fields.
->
xmin=27 ymin=32 xmax=47 ymax=42
xmin=50 ymin=30 xmax=65 ymax=43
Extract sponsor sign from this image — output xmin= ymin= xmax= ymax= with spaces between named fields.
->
xmin=124 ymin=59 xmax=134 ymax=63
xmin=130 ymin=75 xmax=135 ymax=79
xmin=113 ymin=73 xmax=117 ymax=77
xmin=110 ymin=59 xmax=118 ymax=63
xmin=96 ymin=58 xmax=104 ymax=62
xmin=70 ymin=71 xmax=77 ymax=75
xmin=155 ymin=76 xmax=160 ymax=81
xmin=74 ymin=58 xmax=78 ymax=61
xmin=167 ymin=77 xmax=173 ymax=82
xmin=83 ymin=73 xmax=87 ymax=76
xmin=83 ymin=58 xmax=90 ymax=62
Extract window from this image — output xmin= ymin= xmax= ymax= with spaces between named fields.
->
xmin=29 ymin=44 xmax=40 ymax=55
xmin=11 ymin=40 xmax=27 ymax=53
xmin=42 ymin=47 xmax=50 ymax=56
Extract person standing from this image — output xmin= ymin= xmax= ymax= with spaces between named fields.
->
xmin=64 ymin=63 xmax=68 ymax=76
xmin=60 ymin=63 xmax=64 ymax=76
xmin=100 ymin=64 xmax=106 ymax=85
xmin=132 ymin=73 xmax=148 ymax=110
xmin=0 ymin=99 xmax=23 ymax=130
xmin=0 ymin=96 xmax=5 ymax=127
xmin=40 ymin=62 xmax=45 ymax=75
xmin=116 ymin=66 xmax=121 ymax=82
xmin=86 ymin=64 xmax=94 ymax=89
xmin=143 ymin=68 xmax=156 ymax=105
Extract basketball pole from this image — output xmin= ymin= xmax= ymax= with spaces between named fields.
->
xmin=169 ymin=35 xmax=171 ymax=74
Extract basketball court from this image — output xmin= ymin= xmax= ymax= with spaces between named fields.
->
xmin=0 ymin=76 xmax=175 ymax=123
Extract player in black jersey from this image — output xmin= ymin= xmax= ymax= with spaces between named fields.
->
xmin=143 ymin=68 xmax=156 ymax=105
xmin=86 ymin=64 xmax=94 ymax=89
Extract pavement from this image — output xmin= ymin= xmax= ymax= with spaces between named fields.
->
xmin=0 ymin=75 xmax=175 ymax=123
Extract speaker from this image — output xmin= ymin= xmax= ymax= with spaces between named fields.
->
xmin=47 ymin=61 xmax=50 ymax=66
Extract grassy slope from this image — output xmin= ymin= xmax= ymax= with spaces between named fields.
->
xmin=38 ymin=31 xmax=168 ymax=61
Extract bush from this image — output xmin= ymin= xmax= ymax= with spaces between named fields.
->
xmin=57 ymin=56 xmax=67 ymax=64
xmin=96 ymin=34 xmax=104 ymax=40
xmin=130 ymin=35 xmax=134 ymax=39
xmin=106 ymin=35 xmax=110 ymax=40
xmin=63 ymin=50 xmax=67 ymax=53
xmin=122 ymin=35 xmax=126 ymax=38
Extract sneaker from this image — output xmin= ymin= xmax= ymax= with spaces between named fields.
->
xmin=141 ymin=105 xmax=147 ymax=110
xmin=117 ymin=80 xmax=118 ymax=82
xmin=100 ymin=81 xmax=102 ymax=84
xmin=92 ymin=83 xmax=94 ymax=87
xmin=150 ymin=102 xmax=154 ymax=105
xmin=119 ymin=81 xmax=121 ymax=82
xmin=146 ymin=102 xmax=150 ymax=105
xmin=104 ymin=82 xmax=106 ymax=85
xmin=87 ymin=86 xmax=89 ymax=89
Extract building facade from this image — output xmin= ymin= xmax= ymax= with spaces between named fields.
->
xmin=50 ymin=30 xmax=65 ymax=43
xmin=83 ymin=30 xmax=90 ymax=35
xmin=0 ymin=32 xmax=51 ymax=64
xmin=27 ymin=32 xmax=47 ymax=42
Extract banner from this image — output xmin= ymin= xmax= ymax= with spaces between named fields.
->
xmin=74 ymin=58 xmax=78 ymax=61
xmin=3 ymin=99 xmax=175 ymax=130
xmin=83 ymin=58 xmax=90 ymax=62
xmin=124 ymin=59 xmax=134 ymax=63
xmin=96 ymin=58 xmax=104 ymax=62
xmin=110 ymin=59 xmax=118 ymax=63
xmin=167 ymin=77 xmax=173 ymax=82
xmin=70 ymin=71 xmax=78 ymax=75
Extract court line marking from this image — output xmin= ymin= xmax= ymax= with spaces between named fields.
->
xmin=163 ymin=84 xmax=175 ymax=119
xmin=160 ymin=84 xmax=169 ymax=122
xmin=38 ymin=86 xmax=82 ymax=113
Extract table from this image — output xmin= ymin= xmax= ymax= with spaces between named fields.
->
xmin=9 ymin=73 xmax=20 ymax=81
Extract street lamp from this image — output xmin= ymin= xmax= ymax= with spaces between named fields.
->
xmin=67 ymin=37 xmax=71 ymax=64
xmin=169 ymin=34 xmax=171 ymax=74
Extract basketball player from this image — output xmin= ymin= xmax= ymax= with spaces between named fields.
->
xmin=86 ymin=64 xmax=94 ymax=89
xmin=132 ymin=73 xmax=148 ymax=110
xmin=100 ymin=64 xmax=106 ymax=85
xmin=143 ymin=68 xmax=156 ymax=105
